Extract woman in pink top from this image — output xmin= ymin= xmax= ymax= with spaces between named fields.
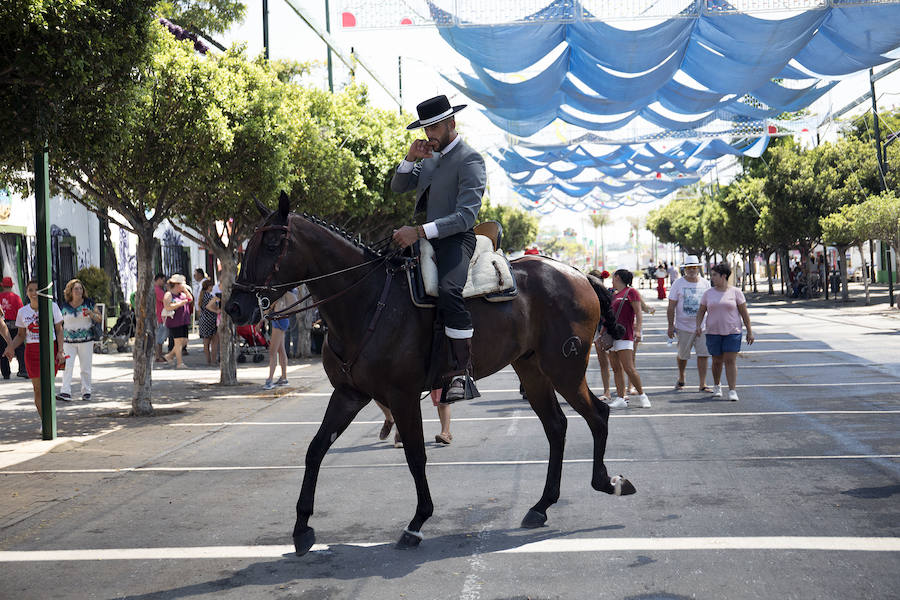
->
xmin=695 ymin=262 xmax=754 ymax=401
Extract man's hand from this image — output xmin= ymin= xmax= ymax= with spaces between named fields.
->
xmin=667 ymin=324 xmax=675 ymax=338
xmin=392 ymin=226 xmax=420 ymax=249
xmin=405 ymin=139 xmax=438 ymax=161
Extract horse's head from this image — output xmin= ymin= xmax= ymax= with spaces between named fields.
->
xmin=225 ymin=191 xmax=296 ymax=325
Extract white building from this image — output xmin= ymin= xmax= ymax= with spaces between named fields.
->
xmin=0 ymin=187 xmax=211 ymax=310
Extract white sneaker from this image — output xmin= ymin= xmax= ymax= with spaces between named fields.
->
xmin=631 ymin=393 xmax=651 ymax=408
xmin=607 ymin=396 xmax=628 ymax=409
xmin=712 ymin=385 xmax=722 ymax=399
xmin=728 ymin=389 xmax=739 ymax=402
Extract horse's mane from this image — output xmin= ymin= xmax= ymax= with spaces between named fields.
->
xmin=297 ymin=212 xmax=387 ymax=259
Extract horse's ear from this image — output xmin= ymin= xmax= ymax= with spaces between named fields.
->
xmin=253 ymin=195 xmax=270 ymax=218
xmin=278 ymin=191 xmax=290 ymax=219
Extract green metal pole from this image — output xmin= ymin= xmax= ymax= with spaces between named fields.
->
xmin=34 ymin=145 xmax=56 ymax=440
xmin=262 ymin=0 xmax=269 ymax=60
xmin=398 ymin=56 xmax=403 ymax=115
xmin=325 ymin=0 xmax=333 ymax=92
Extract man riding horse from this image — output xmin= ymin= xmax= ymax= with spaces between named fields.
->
xmin=390 ymin=94 xmax=486 ymax=403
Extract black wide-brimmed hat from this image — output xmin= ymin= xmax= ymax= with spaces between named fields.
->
xmin=406 ymin=95 xmax=467 ymax=130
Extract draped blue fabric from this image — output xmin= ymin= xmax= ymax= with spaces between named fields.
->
xmin=429 ymin=1 xmax=900 ymax=209
xmin=495 ymin=136 xmax=767 ymax=205
xmin=433 ymin=1 xmax=900 ymax=139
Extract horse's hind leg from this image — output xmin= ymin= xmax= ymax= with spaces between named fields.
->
xmin=513 ymin=361 xmax=567 ymax=529
xmin=561 ymin=380 xmax=636 ymax=497
xmin=293 ymin=385 xmax=370 ymax=556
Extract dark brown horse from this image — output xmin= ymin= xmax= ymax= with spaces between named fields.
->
xmin=225 ymin=192 xmax=635 ymax=556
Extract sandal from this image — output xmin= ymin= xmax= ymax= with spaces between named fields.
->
xmin=675 ymin=381 xmax=685 ymax=390
xmin=434 ymin=433 xmax=452 ymax=445
xmin=699 ymin=386 xmax=713 ymax=393
xmin=378 ymin=419 xmax=394 ymax=441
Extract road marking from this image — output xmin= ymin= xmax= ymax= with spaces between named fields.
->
xmin=1 ymin=537 xmax=897 ymax=562
xmin=163 ymin=410 xmax=900 ymax=428
xmin=285 ymin=381 xmax=898 ymax=398
xmin=497 ymin=536 xmax=900 ymax=554
xmin=4 ymin=455 xmax=898 ymax=475
xmin=586 ymin=362 xmax=875 ymax=371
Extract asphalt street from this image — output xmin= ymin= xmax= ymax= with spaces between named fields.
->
xmin=1 ymin=292 xmax=899 ymax=599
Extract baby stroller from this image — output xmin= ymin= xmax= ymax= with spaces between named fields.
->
xmin=236 ymin=323 xmax=268 ymax=363
xmin=95 ymin=303 xmax=135 ymax=353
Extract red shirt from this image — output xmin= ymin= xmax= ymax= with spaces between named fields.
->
xmin=612 ymin=287 xmax=640 ymax=341
xmin=0 ymin=291 xmax=24 ymax=322
xmin=154 ymin=285 xmax=166 ymax=324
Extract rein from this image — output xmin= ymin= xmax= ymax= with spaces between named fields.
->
xmin=232 ymin=214 xmax=401 ymax=320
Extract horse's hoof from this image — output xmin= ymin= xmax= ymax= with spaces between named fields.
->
xmin=520 ymin=509 xmax=547 ymax=529
xmin=396 ymin=529 xmax=423 ymax=549
xmin=293 ymin=527 xmax=316 ymax=556
xmin=610 ymin=475 xmax=637 ymax=496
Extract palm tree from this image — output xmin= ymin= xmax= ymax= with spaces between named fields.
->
xmin=587 ymin=211 xmax=611 ymax=269
xmin=626 ymin=215 xmax=644 ymax=270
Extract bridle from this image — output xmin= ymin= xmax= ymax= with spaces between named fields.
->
xmin=232 ymin=214 xmax=400 ymax=319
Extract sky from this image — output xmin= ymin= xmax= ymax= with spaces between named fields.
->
xmin=218 ymin=1 xmax=900 ymax=254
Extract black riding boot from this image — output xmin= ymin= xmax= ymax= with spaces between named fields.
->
xmin=442 ymin=337 xmax=480 ymax=404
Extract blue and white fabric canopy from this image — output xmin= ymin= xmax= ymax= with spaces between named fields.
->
xmin=434 ymin=1 xmax=900 ymax=137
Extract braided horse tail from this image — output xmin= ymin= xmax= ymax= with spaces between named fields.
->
xmin=586 ymin=274 xmax=625 ymax=340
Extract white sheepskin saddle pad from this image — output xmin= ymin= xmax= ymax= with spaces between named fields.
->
xmin=419 ymin=235 xmax=515 ymax=300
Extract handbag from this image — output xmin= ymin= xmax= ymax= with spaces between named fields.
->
xmin=595 ymin=287 xmax=629 ymax=352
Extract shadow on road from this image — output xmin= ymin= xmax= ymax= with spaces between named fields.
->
xmin=112 ymin=524 xmax=625 ymax=600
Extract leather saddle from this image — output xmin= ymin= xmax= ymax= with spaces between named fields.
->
xmin=404 ymin=221 xmax=518 ymax=308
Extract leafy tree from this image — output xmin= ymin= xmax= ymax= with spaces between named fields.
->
xmin=479 ymin=199 xmax=539 ymax=252
xmin=166 ymin=48 xmax=306 ymax=383
xmin=47 ymin=25 xmax=243 ymax=415
xmin=296 ymin=85 xmax=417 ymax=241
xmin=857 ymin=191 xmax=900 ymax=283
xmin=821 ymin=204 xmax=865 ymax=302
xmin=76 ymin=266 xmax=111 ymax=307
xmin=0 ymin=0 xmax=156 ymax=172
xmin=156 ymin=0 xmax=246 ymax=36
xmin=647 ymin=192 xmax=708 ymax=258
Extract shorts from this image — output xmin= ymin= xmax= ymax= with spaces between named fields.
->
xmin=611 ymin=339 xmax=634 ymax=352
xmin=155 ymin=323 xmax=169 ymax=345
xmin=168 ymin=324 xmax=189 ymax=339
xmin=676 ymin=329 xmax=710 ymax=360
xmin=24 ymin=341 xmax=61 ymax=379
xmin=705 ymin=333 xmax=742 ymax=356
xmin=272 ymin=318 xmax=290 ymax=331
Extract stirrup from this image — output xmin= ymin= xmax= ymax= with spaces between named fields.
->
xmin=441 ymin=374 xmax=480 ymax=404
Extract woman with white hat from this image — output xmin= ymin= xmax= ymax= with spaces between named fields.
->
xmin=161 ymin=274 xmax=193 ymax=368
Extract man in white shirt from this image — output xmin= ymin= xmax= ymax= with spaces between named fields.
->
xmin=666 ymin=255 xmax=711 ymax=391
xmin=667 ymin=262 xmax=679 ymax=284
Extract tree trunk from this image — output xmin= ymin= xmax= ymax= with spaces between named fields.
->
xmin=99 ymin=212 xmax=124 ymax=312
xmin=779 ymin=249 xmax=789 ymax=296
xmin=857 ymin=242 xmax=870 ymax=305
xmin=765 ymin=250 xmax=774 ymax=295
xmin=131 ymin=228 xmax=157 ymax=416
xmin=838 ymin=246 xmax=850 ymax=302
xmin=216 ymin=253 xmax=238 ymax=386
xmin=297 ymin=284 xmax=314 ymax=358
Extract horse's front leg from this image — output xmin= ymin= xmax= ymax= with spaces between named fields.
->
xmin=384 ymin=392 xmax=433 ymax=549
xmin=293 ymin=385 xmax=370 ymax=556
